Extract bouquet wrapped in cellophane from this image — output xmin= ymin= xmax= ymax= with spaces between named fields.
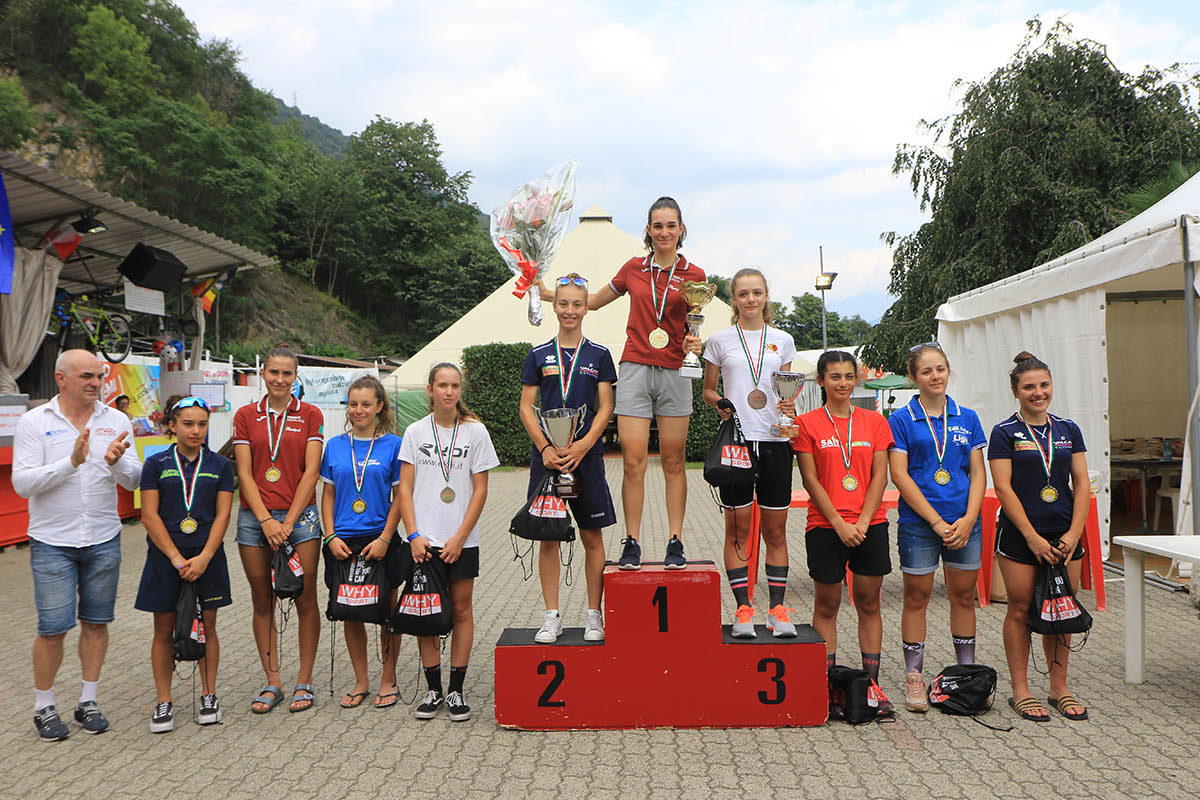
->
xmin=490 ymin=160 xmax=578 ymax=325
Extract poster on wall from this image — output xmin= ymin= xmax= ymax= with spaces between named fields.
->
xmin=294 ymin=367 xmax=378 ymax=408
xmin=101 ymin=361 xmax=162 ymax=436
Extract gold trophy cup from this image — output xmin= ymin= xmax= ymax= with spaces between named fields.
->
xmin=678 ymin=281 xmax=717 ymax=379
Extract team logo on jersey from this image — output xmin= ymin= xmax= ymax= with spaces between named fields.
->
xmin=721 ymin=445 xmax=752 ymax=469
xmin=1013 ymin=441 xmax=1039 ymax=452
xmin=541 ymin=365 xmax=561 ymax=377
xmin=93 ymin=426 xmax=117 ymax=437
xmin=767 ymin=343 xmax=779 ymax=352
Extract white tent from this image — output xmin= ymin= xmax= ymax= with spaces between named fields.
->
xmin=384 ymin=205 xmax=737 ymax=389
xmin=936 ymin=173 xmax=1200 ymax=553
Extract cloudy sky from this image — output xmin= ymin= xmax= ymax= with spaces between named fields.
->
xmin=175 ymin=0 xmax=1199 ymax=321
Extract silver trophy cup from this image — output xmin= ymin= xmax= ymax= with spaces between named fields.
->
xmin=770 ymin=371 xmax=805 ymax=438
xmin=540 ymin=406 xmax=587 ymax=498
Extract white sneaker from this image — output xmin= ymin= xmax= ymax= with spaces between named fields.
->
xmin=534 ymin=611 xmax=562 ymax=643
xmin=583 ymin=611 xmax=605 ymax=641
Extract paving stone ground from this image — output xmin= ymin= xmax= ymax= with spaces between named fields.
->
xmin=3 ymin=461 xmax=1200 ymax=799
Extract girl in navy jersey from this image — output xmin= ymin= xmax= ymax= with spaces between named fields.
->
xmin=319 ymin=376 xmax=405 ymax=710
xmin=397 ymin=364 xmax=499 ymax=722
xmin=136 ymin=395 xmax=235 ymax=733
xmin=701 ymin=268 xmax=799 ymax=638
xmin=988 ymin=352 xmax=1090 ymax=723
xmin=519 ymin=274 xmax=618 ymax=643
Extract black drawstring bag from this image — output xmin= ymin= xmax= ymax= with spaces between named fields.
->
xmin=827 ymin=665 xmax=875 ymax=724
xmin=1029 ymin=561 xmax=1093 ymax=636
xmin=390 ymin=552 xmax=453 ymax=637
xmin=703 ymin=400 xmax=758 ymax=503
xmin=172 ymin=580 xmax=206 ymax=662
xmin=271 ymin=542 xmax=305 ymax=600
xmin=509 ymin=473 xmax=576 ymax=542
xmin=929 ymin=664 xmax=1012 ymax=731
xmin=325 ymin=541 xmax=391 ymax=625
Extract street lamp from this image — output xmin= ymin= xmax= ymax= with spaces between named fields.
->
xmin=815 ymin=264 xmax=837 ymax=351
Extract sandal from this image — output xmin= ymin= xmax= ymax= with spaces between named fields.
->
xmin=1048 ymin=694 xmax=1089 ymax=721
xmin=251 ymin=685 xmax=283 ymax=714
xmin=1008 ymin=695 xmax=1050 ymax=722
xmin=289 ymin=684 xmax=315 ymax=713
xmin=340 ymin=690 xmax=371 ymax=709
xmin=374 ymin=689 xmax=399 ymax=709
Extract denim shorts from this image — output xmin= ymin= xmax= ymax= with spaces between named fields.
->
xmin=30 ymin=534 xmax=123 ymax=636
xmin=897 ymin=519 xmax=983 ymax=575
xmin=235 ymin=505 xmax=322 ymax=548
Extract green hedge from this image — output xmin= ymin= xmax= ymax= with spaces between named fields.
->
xmin=686 ymin=376 xmax=723 ymax=461
xmin=462 ymin=342 xmax=534 ymax=466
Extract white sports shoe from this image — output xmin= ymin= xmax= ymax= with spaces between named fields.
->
xmin=583 ymin=611 xmax=605 ymax=641
xmin=534 ymin=611 xmax=562 ymax=643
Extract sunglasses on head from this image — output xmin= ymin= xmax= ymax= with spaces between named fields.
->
xmin=174 ymin=396 xmax=210 ymax=411
xmin=908 ymin=341 xmax=942 ymax=353
xmin=556 ymin=276 xmax=588 ymax=287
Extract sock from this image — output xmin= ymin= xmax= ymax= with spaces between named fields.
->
xmin=726 ymin=566 xmax=750 ymax=607
xmin=79 ymin=680 xmax=98 ymax=704
xmin=34 ymin=687 xmax=54 ymax=711
xmin=826 ymin=652 xmax=836 ymax=669
xmin=765 ymin=564 xmax=788 ymax=608
xmin=861 ymin=652 xmax=881 ymax=682
xmin=448 ymin=665 xmax=467 ymax=695
xmin=953 ymin=634 xmax=977 ymax=665
xmin=902 ymin=641 xmax=925 ymax=674
xmin=545 ymin=609 xmax=559 ymax=617
xmin=423 ymin=665 xmax=442 ymax=694
xmin=586 ymin=609 xmax=601 ymax=617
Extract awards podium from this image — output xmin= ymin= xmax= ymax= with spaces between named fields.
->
xmin=494 ymin=561 xmax=829 ymax=729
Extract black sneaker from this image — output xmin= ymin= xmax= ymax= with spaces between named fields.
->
xmin=664 ymin=536 xmax=686 ymax=569
xmin=414 ymin=690 xmax=444 ymax=719
xmin=34 ymin=705 xmax=69 ymax=742
xmin=149 ymin=701 xmax=174 ymax=734
xmin=618 ymin=537 xmax=642 ymax=570
xmin=73 ymin=701 xmax=109 ymax=734
xmin=198 ymin=693 xmax=222 ymax=725
xmin=446 ymin=691 xmax=471 ymax=721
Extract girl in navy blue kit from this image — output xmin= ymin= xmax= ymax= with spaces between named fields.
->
xmin=988 ymin=352 xmax=1090 ymax=723
xmin=319 ymin=376 xmax=406 ymax=710
xmin=136 ymin=396 xmax=235 ymax=733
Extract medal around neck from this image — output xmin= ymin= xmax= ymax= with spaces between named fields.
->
xmin=352 ymin=498 xmax=367 ymax=514
xmin=349 ymin=434 xmax=376 ymax=516
xmin=431 ymin=416 xmax=463 ymax=503
xmin=264 ymin=407 xmax=286 ymax=484
xmin=1040 ymin=485 xmax=1059 ymax=503
xmin=172 ymin=445 xmax=204 ymax=535
xmin=264 ymin=466 xmax=282 ymax=483
xmin=539 ymin=405 xmax=587 ymax=499
xmin=440 ymin=486 xmax=456 ymax=504
xmin=647 ymin=327 xmax=670 ymax=349
xmin=934 ymin=468 xmax=951 ymax=485
xmin=769 ymin=371 xmax=804 ymax=438
xmin=678 ymin=281 xmax=717 ymax=380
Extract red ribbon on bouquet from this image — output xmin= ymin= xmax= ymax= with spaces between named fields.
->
xmin=497 ymin=236 xmax=540 ymax=298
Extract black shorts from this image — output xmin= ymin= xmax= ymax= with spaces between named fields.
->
xmin=805 ymin=522 xmax=892 ymax=584
xmin=528 ymin=450 xmax=617 ymax=530
xmin=717 ymin=441 xmax=795 ymax=509
xmin=398 ymin=544 xmax=480 ymax=582
xmin=135 ymin=542 xmax=233 ymax=614
xmin=995 ymin=523 xmax=1084 ymax=566
xmin=323 ymin=535 xmax=407 ymax=591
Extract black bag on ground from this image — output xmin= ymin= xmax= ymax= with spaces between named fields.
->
xmin=324 ymin=541 xmax=391 ymax=625
xmin=390 ymin=552 xmax=453 ymax=637
xmin=703 ymin=401 xmax=758 ymax=492
xmin=827 ymin=665 xmax=886 ymax=724
xmin=1029 ymin=561 xmax=1093 ymax=636
xmin=509 ymin=473 xmax=576 ymax=542
xmin=172 ymin=580 xmax=206 ymax=662
xmin=271 ymin=542 xmax=305 ymax=600
xmin=928 ymin=664 xmax=998 ymax=715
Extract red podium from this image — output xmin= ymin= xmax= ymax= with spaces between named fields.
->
xmin=494 ymin=561 xmax=829 ymax=729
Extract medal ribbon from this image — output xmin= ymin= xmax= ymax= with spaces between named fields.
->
xmin=1016 ymin=412 xmax=1054 ymax=482
xmin=431 ymin=416 xmax=461 ymax=484
xmin=918 ymin=399 xmax=948 ymax=468
xmin=265 ymin=406 xmax=285 ymax=465
xmin=734 ymin=326 xmax=768 ymax=388
xmin=172 ymin=444 xmax=204 ymax=520
xmin=647 ymin=254 xmax=678 ymax=327
xmin=350 ymin=434 xmax=376 ymax=499
xmin=823 ymin=406 xmax=854 ymax=474
xmin=555 ymin=336 xmax=586 ymax=409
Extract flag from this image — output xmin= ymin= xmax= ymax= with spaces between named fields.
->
xmin=48 ymin=224 xmax=82 ymax=260
xmin=190 ymin=267 xmax=237 ymax=313
xmin=0 ymin=174 xmax=14 ymax=294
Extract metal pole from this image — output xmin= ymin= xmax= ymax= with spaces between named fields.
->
xmin=820 ymin=289 xmax=828 ymax=351
xmin=1182 ymin=216 xmax=1200 ymax=535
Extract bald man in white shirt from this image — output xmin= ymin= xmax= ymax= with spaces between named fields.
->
xmin=13 ymin=350 xmax=141 ymax=741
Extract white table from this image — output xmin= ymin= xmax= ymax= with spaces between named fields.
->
xmin=1112 ymin=535 xmax=1200 ymax=683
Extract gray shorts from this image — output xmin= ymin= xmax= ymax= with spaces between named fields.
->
xmin=615 ymin=362 xmax=693 ymax=418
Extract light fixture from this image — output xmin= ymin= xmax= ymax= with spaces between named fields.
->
xmin=815 ymin=271 xmax=838 ymax=291
xmin=73 ymin=211 xmax=107 ymax=235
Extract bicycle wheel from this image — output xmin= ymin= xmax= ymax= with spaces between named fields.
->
xmin=99 ymin=314 xmax=132 ymax=363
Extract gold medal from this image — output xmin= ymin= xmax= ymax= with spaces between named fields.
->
xmin=180 ymin=516 xmax=198 ymax=535
xmin=352 ymin=498 xmax=367 ymax=514
xmin=440 ymin=486 xmax=456 ymax=504
xmin=1040 ymin=485 xmax=1059 ymax=504
xmin=747 ymin=389 xmax=768 ymax=409
xmin=842 ymin=474 xmax=858 ymax=492
xmin=934 ymin=468 xmax=951 ymax=486
xmin=264 ymin=466 xmax=282 ymax=483
xmin=648 ymin=327 xmax=670 ymax=349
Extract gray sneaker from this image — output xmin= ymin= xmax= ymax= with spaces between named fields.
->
xmin=583 ymin=611 xmax=605 ymax=642
xmin=766 ymin=605 xmax=798 ymax=638
xmin=732 ymin=605 xmax=757 ymax=638
xmin=73 ymin=701 xmax=109 ymax=734
xmin=534 ymin=611 xmax=562 ymax=643
xmin=34 ymin=705 xmax=70 ymax=742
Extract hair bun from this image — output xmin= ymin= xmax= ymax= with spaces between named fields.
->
xmin=1013 ymin=351 xmax=1036 ymax=364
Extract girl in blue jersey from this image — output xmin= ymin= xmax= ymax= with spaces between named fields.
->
xmin=888 ymin=343 xmax=986 ymax=712
xmin=319 ymin=376 xmax=405 ymax=710
xmin=519 ymin=274 xmax=618 ymax=643
xmin=988 ymin=352 xmax=1090 ymax=723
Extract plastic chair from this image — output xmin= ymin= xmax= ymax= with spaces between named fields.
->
xmin=1152 ymin=474 xmax=1182 ymax=533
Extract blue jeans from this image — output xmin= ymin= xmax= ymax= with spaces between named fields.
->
xmin=30 ymin=534 xmax=123 ymax=636
xmin=235 ymin=505 xmax=322 ymax=548
xmin=897 ymin=520 xmax=983 ymax=575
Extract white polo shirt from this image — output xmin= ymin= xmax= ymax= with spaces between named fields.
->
xmin=12 ymin=396 xmax=142 ymax=547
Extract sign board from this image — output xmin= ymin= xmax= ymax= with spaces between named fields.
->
xmin=124 ymin=279 xmax=165 ymax=316
xmin=189 ymin=383 xmax=226 ymax=409
xmin=0 ymin=403 xmax=24 ymax=438
xmin=295 ymin=367 xmax=378 ymax=408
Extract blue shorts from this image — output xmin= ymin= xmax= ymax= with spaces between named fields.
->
xmin=897 ymin=520 xmax=983 ymax=575
xmin=235 ymin=504 xmax=322 ymax=548
xmin=527 ymin=450 xmax=617 ymax=530
xmin=30 ymin=534 xmax=123 ymax=637
xmin=135 ymin=542 xmax=233 ymax=613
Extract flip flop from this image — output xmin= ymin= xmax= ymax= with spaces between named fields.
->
xmin=289 ymin=684 xmax=315 ymax=713
xmin=340 ymin=690 xmax=371 ymax=709
xmin=374 ymin=690 xmax=399 ymax=709
xmin=1048 ymin=694 xmax=1089 ymax=721
xmin=1008 ymin=695 xmax=1050 ymax=722
xmin=251 ymin=685 xmax=283 ymax=714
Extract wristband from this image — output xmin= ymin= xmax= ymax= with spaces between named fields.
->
xmin=406 ymin=531 xmax=420 ymax=543
xmin=540 ymin=443 xmax=552 ymax=453
xmin=379 ymin=536 xmax=393 ymax=544
xmin=258 ymin=518 xmax=270 ymax=524
xmin=323 ymin=532 xmax=338 ymax=545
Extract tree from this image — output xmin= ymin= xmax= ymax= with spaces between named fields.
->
xmin=773 ymin=293 xmax=872 ymax=350
xmin=0 ymin=75 xmax=36 ymax=149
xmin=862 ymin=19 xmax=1200 ymax=372
xmin=68 ymin=4 xmax=161 ymax=113
xmin=707 ymin=272 xmax=731 ymax=303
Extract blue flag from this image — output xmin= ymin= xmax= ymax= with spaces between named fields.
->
xmin=0 ymin=173 xmax=14 ymax=294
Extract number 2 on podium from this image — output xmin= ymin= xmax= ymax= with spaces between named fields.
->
xmin=651 ymin=586 xmax=668 ymax=632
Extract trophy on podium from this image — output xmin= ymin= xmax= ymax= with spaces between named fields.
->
xmin=769 ymin=371 xmax=805 ymax=438
xmin=540 ymin=406 xmax=587 ymax=498
xmin=678 ymin=281 xmax=717 ymax=379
